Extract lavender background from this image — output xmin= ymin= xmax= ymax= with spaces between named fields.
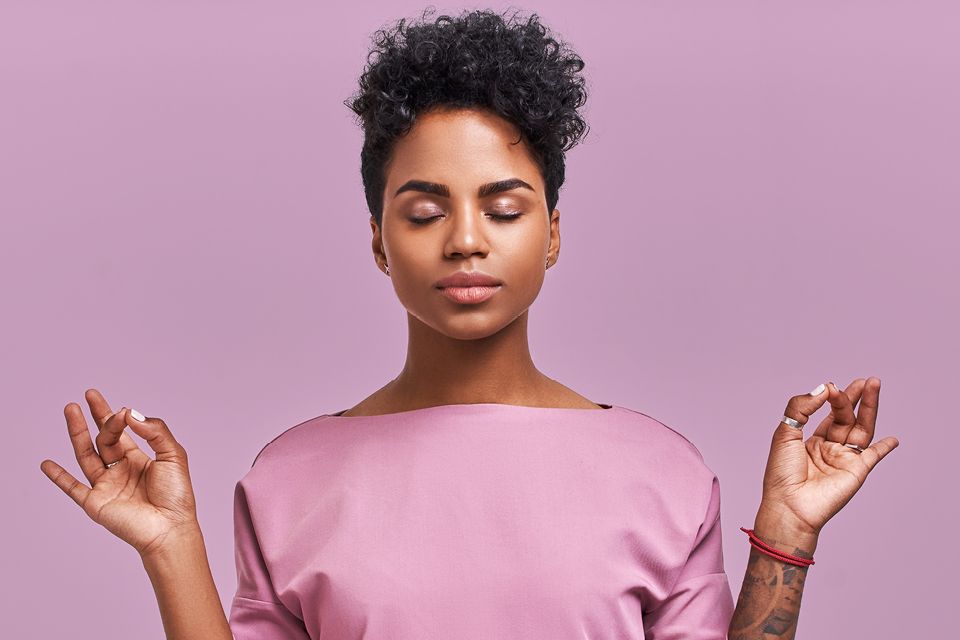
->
xmin=6 ymin=1 xmax=955 ymax=637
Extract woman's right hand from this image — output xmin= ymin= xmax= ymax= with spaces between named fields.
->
xmin=40 ymin=388 xmax=201 ymax=559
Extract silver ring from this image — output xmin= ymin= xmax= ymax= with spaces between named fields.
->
xmin=104 ymin=458 xmax=123 ymax=468
xmin=780 ymin=414 xmax=803 ymax=429
xmin=843 ymin=443 xmax=865 ymax=454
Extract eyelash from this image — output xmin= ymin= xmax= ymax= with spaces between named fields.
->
xmin=409 ymin=211 xmax=523 ymax=225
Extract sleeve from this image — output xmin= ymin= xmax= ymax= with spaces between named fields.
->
xmin=228 ymin=480 xmax=312 ymax=640
xmin=642 ymin=474 xmax=735 ymax=640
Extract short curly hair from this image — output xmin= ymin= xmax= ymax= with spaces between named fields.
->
xmin=344 ymin=6 xmax=590 ymax=228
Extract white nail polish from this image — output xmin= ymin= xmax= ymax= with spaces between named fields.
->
xmin=130 ymin=408 xmax=145 ymax=422
xmin=808 ymin=383 xmax=826 ymax=396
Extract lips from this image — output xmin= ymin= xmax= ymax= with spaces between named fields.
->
xmin=435 ymin=271 xmax=502 ymax=289
xmin=438 ymin=284 xmax=501 ymax=304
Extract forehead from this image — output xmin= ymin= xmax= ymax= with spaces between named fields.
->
xmin=386 ymin=108 xmax=541 ymax=189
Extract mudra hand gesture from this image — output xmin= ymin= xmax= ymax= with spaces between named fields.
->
xmin=39 ymin=388 xmax=200 ymax=558
xmin=757 ymin=377 xmax=900 ymax=538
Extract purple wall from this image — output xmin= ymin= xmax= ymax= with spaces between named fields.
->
xmin=9 ymin=2 xmax=954 ymax=637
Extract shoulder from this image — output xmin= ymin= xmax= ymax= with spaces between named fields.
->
xmin=614 ymin=405 xmax=709 ymax=462
xmin=611 ymin=404 xmax=719 ymax=487
xmin=247 ymin=413 xmax=334 ymax=470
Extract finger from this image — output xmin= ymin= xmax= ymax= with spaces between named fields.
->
xmin=123 ymin=410 xmax=185 ymax=462
xmin=857 ymin=435 xmax=900 ymax=473
xmin=810 ymin=378 xmax=867 ymax=440
xmin=39 ymin=459 xmax=92 ymax=507
xmin=776 ymin=382 xmax=833 ymax=442
xmin=836 ymin=377 xmax=880 ymax=450
xmin=85 ymin=388 xmax=140 ymax=453
xmin=822 ymin=381 xmax=860 ymax=444
xmin=840 ymin=378 xmax=867 ymax=413
xmin=855 ymin=377 xmax=881 ymax=439
xmin=64 ymin=403 xmax=107 ymax=483
xmin=95 ymin=407 xmax=133 ymax=466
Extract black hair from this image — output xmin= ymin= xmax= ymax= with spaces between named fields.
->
xmin=344 ymin=6 xmax=590 ymax=227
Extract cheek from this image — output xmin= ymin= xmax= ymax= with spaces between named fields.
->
xmin=387 ymin=250 xmax=438 ymax=307
xmin=388 ymin=237 xmax=433 ymax=274
xmin=502 ymin=234 xmax=548 ymax=275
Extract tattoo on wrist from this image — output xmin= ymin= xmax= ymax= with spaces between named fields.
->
xmin=729 ymin=543 xmax=812 ymax=639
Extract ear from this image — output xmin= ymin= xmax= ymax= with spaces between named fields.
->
xmin=547 ymin=207 xmax=561 ymax=267
xmin=370 ymin=215 xmax=387 ymax=270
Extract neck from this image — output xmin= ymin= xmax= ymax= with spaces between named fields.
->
xmin=389 ymin=309 xmax=550 ymax=408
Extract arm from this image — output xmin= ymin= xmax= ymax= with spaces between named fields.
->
xmin=642 ymin=474 xmax=736 ymax=639
xmin=141 ymin=525 xmax=233 ymax=640
xmin=227 ymin=477 xmax=313 ymax=638
xmin=42 ymin=391 xmax=310 ymax=639
xmin=728 ymin=378 xmax=899 ymax=639
xmin=728 ymin=508 xmax=818 ymax=639
xmin=40 ymin=395 xmax=234 ymax=640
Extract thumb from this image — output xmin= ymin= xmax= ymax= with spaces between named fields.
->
xmin=857 ymin=435 xmax=901 ymax=474
xmin=122 ymin=408 xmax=186 ymax=463
xmin=773 ymin=382 xmax=833 ymax=446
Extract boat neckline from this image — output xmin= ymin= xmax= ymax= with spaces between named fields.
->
xmin=323 ymin=402 xmax=617 ymax=420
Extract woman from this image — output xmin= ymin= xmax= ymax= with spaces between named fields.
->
xmin=39 ymin=8 xmax=899 ymax=639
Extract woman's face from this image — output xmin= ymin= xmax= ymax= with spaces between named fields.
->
xmin=372 ymin=107 xmax=560 ymax=341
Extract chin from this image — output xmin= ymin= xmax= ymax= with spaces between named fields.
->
xmin=436 ymin=316 xmax=512 ymax=341
xmin=411 ymin=307 xmax=522 ymax=341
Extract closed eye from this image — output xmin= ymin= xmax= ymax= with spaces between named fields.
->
xmin=409 ymin=216 xmax=442 ymax=225
xmin=488 ymin=211 xmax=523 ymax=221
xmin=408 ymin=211 xmax=524 ymax=225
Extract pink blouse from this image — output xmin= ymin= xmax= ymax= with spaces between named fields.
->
xmin=228 ymin=402 xmax=734 ymax=639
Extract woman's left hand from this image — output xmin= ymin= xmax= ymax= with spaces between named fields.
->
xmin=757 ymin=377 xmax=900 ymax=537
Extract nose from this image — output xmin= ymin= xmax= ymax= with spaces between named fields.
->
xmin=443 ymin=205 xmax=490 ymax=260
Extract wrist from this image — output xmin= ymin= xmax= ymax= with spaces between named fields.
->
xmin=140 ymin=522 xmax=206 ymax=569
xmin=753 ymin=505 xmax=819 ymax=557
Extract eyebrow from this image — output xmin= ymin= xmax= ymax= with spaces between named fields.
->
xmin=393 ymin=177 xmax=535 ymax=199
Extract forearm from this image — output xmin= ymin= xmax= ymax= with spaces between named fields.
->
xmin=141 ymin=526 xmax=233 ymax=640
xmin=728 ymin=512 xmax=818 ymax=639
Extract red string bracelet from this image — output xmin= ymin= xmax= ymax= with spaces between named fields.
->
xmin=740 ymin=527 xmax=815 ymax=567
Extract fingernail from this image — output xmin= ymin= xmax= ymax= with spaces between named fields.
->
xmin=130 ymin=408 xmax=145 ymax=422
xmin=808 ymin=383 xmax=826 ymax=396
xmin=830 ymin=382 xmax=840 ymax=392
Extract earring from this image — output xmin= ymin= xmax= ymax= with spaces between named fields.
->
xmin=385 ymin=263 xmax=390 ymax=276
xmin=545 ymin=258 xmax=550 ymax=269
